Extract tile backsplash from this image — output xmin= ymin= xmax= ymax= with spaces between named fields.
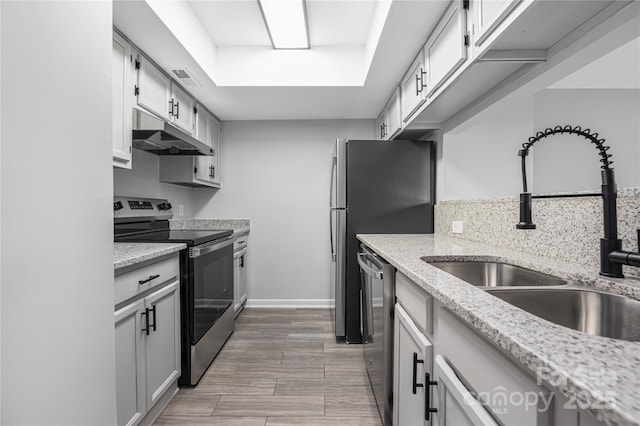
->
xmin=435 ymin=188 xmax=640 ymax=278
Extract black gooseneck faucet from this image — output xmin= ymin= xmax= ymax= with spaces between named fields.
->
xmin=516 ymin=125 xmax=640 ymax=278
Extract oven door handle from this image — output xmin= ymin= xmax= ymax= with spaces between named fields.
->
xmin=189 ymin=236 xmax=234 ymax=258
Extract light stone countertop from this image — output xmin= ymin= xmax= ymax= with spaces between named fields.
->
xmin=357 ymin=234 xmax=640 ymax=426
xmin=170 ymin=219 xmax=250 ymax=237
xmin=114 ymin=242 xmax=186 ymax=271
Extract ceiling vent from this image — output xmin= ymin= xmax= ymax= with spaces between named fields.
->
xmin=170 ymin=68 xmax=200 ymax=87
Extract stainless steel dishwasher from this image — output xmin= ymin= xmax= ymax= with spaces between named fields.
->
xmin=358 ymin=244 xmax=395 ymax=426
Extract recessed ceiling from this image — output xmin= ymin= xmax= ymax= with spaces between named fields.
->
xmin=113 ymin=0 xmax=450 ymax=120
xmin=189 ymin=0 xmax=376 ymax=48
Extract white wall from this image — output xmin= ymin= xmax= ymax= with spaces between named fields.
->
xmin=439 ymin=94 xmax=534 ymax=201
xmin=114 ymin=149 xmax=198 ymax=217
xmin=532 ymin=89 xmax=640 ymax=193
xmin=192 ymin=120 xmax=374 ymax=304
xmin=438 ymin=87 xmax=640 ymax=202
xmin=1 ymin=2 xmax=116 ymax=424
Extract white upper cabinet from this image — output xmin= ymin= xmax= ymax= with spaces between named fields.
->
xmin=135 ymin=55 xmax=172 ymax=121
xmin=401 ymin=54 xmax=427 ymax=122
xmin=472 ymin=0 xmax=521 ymax=48
xmin=386 ymin=90 xmax=402 ymax=138
xmin=378 ymin=88 xmax=402 ymax=140
xmin=424 ymin=0 xmax=468 ymax=97
xmin=160 ymin=105 xmax=221 ymax=188
xmin=112 ymin=31 xmax=133 ymax=169
xmin=376 ymin=113 xmax=386 ymax=140
xmin=209 ymin=117 xmax=221 ymax=186
xmin=169 ymin=84 xmax=196 ymax=135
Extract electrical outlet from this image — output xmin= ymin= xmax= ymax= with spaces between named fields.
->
xmin=178 ymin=204 xmax=184 ymax=216
xmin=452 ymin=221 xmax=464 ymax=234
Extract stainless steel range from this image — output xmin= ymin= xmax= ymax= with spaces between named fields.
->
xmin=114 ymin=196 xmax=235 ymax=385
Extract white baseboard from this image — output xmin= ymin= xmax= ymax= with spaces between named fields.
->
xmin=245 ymin=299 xmax=334 ymax=308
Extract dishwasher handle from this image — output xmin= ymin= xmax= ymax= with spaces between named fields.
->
xmin=357 ymin=252 xmax=384 ymax=280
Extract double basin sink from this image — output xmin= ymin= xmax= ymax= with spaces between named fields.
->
xmin=426 ymin=261 xmax=640 ymax=342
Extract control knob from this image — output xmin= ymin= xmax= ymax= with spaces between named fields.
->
xmin=157 ymin=202 xmax=172 ymax=211
xmin=114 ymin=201 xmax=124 ymax=211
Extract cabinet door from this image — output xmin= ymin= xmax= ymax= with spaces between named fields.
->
xmin=195 ymin=104 xmax=208 ymax=144
xmin=433 ymin=355 xmax=498 ymax=426
xmin=473 ymin=0 xmax=521 ymax=47
xmin=386 ymin=89 xmax=402 ymax=138
xmin=144 ymin=281 xmax=180 ymax=410
xmin=238 ymin=248 xmax=247 ymax=307
xmin=233 ymin=251 xmax=241 ymax=314
xmin=393 ymin=303 xmax=434 ymax=426
xmin=194 ymin=107 xmax=212 ymax=184
xmin=209 ymin=117 xmax=221 ymax=185
xmin=375 ymin=113 xmax=386 ymax=140
xmin=115 ymin=299 xmax=146 ymax=426
xmin=170 ymin=84 xmax=196 ymax=135
xmin=112 ymin=32 xmax=132 ymax=169
xmin=401 ymin=54 xmax=427 ymax=122
xmin=136 ymin=55 xmax=172 ymax=120
xmin=424 ymin=0 xmax=468 ymax=97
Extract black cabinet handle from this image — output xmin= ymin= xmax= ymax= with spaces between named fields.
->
xmin=141 ymin=309 xmax=150 ymax=336
xmin=175 ymin=101 xmax=180 ymax=119
xmin=412 ymin=352 xmax=424 ymax=394
xmin=415 ymin=74 xmax=421 ymax=96
xmin=211 ymin=166 xmax=215 ymax=179
xmin=240 ymin=255 xmax=244 ymax=268
xmin=425 ymin=372 xmax=438 ymax=421
xmin=169 ymin=99 xmax=174 ymax=116
xmin=149 ymin=305 xmax=157 ymax=332
xmin=138 ymin=274 xmax=160 ymax=285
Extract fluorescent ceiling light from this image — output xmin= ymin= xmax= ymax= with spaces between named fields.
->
xmin=258 ymin=0 xmax=309 ymax=49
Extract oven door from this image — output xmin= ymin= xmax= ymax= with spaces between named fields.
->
xmin=189 ymin=237 xmax=234 ymax=344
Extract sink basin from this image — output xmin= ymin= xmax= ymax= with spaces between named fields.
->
xmin=427 ymin=261 xmax=567 ymax=287
xmin=487 ymin=288 xmax=640 ymax=341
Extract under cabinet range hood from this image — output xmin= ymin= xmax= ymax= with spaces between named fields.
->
xmin=132 ymin=108 xmax=214 ymax=156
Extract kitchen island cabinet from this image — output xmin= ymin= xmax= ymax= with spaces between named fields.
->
xmin=358 ymin=234 xmax=640 ymax=425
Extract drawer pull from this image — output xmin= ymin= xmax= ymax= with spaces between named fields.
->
xmin=412 ymin=352 xmax=424 ymax=394
xmin=138 ymin=274 xmax=160 ymax=285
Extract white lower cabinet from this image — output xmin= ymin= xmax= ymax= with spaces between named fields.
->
xmin=233 ymin=237 xmax=248 ymax=315
xmin=433 ymin=355 xmax=498 ymax=426
xmin=437 ymin=308 xmax=551 ymax=426
xmin=393 ymin=303 xmax=434 ymax=426
xmin=143 ymin=282 xmax=181 ymax=409
xmin=115 ymin=299 xmax=146 ymax=426
xmin=114 ymin=256 xmax=180 ymax=426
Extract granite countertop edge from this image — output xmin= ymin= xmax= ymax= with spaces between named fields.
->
xmin=357 ymin=233 xmax=640 ymax=426
xmin=114 ymin=242 xmax=186 ymax=270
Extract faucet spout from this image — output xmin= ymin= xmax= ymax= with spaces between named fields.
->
xmin=515 ymin=125 xmax=638 ymax=278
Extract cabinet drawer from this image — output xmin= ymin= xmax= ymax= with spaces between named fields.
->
xmin=396 ymin=271 xmax=433 ymax=335
xmin=115 ymin=255 xmax=179 ymax=305
xmin=234 ymin=236 xmax=248 ymax=251
xmin=437 ymin=308 xmax=552 ymax=425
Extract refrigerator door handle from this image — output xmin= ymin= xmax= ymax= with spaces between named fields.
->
xmin=329 ymin=210 xmax=336 ymax=262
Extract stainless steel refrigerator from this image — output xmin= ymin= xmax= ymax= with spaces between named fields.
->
xmin=330 ymin=138 xmax=435 ymax=343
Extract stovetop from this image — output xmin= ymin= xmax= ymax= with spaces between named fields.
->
xmin=113 ymin=196 xmax=232 ymax=247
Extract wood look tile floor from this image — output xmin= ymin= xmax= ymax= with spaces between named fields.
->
xmin=154 ymin=308 xmax=382 ymax=426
